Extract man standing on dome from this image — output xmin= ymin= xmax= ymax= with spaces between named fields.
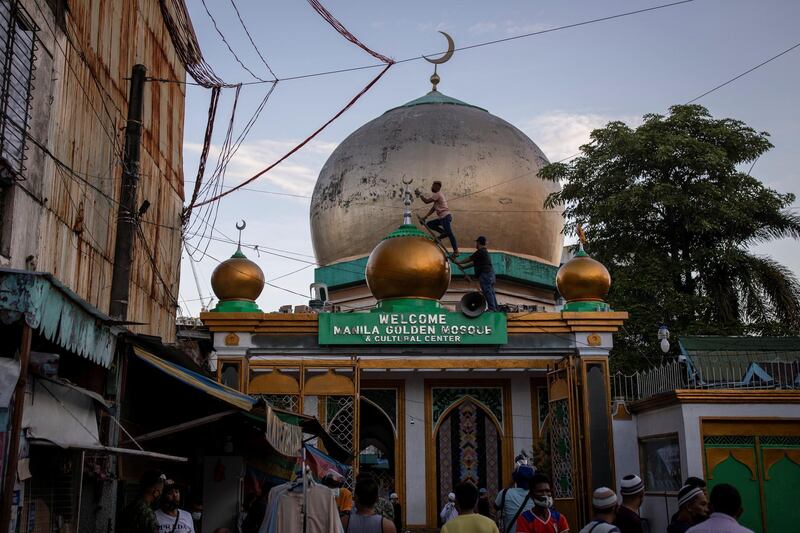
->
xmin=417 ymin=180 xmax=459 ymax=257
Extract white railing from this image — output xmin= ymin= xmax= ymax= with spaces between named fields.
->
xmin=612 ymin=357 xmax=799 ymax=401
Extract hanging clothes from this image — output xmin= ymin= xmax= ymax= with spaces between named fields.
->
xmin=261 ymin=481 xmax=342 ymax=533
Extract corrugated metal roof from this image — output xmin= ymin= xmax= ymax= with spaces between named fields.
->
xmin=680 ymin=335 xmax=800 ymax=353
xmin=0 ymin=268 xmax=121 ymax=367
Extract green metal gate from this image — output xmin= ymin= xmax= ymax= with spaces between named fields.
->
xmin=703 ymin=424 xmax=800 ymax=533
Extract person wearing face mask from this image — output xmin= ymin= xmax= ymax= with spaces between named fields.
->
xmin=189 ymin=502 xmax=203 ymax=526
xmin=155 ymin=480 xmax=196 ymax=533
xmin=121 ymin=469 xmax=166 ymax=533
xmin=514 ymin=474 xmax=569 ymax=533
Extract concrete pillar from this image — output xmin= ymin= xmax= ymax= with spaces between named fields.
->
xmin=404 ymin=375 xmax=427 ymax=526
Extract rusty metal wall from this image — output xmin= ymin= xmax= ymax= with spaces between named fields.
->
xmin=24 ymin=0 xmax=186 ymax=342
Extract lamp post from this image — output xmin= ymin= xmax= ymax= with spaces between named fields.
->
xmin=658 ymin=325 xmax=670 ymax=353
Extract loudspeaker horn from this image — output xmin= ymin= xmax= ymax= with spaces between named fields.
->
xmin=459 ymin=291 xmax=487 ymax=318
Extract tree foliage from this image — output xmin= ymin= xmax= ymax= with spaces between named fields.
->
xmin=540 ymin=105 xmax=800 ymax=371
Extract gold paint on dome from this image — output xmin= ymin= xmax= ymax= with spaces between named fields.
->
xmin=310 ymin=95 xmax=563 ymax=267
xmin=210 ymin=251 xmax=265 ymax=302
xmin=556 ymin=248 xmax=611 ymax=303
xmin=366 ymin=234 xmax=451 ymax=301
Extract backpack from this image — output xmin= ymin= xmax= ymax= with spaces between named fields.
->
xmin=584 ymin=520 xmax=620 ymax=533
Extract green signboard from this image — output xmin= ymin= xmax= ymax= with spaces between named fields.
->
xmin=318 ymin=298 xmax=507 ymax=345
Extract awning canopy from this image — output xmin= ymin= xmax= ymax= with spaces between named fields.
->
xmin=21 ymin=378 xmax=185 ymax=462
xmin=132 ymin=346 xmax=256 ymax=411
xmin=129 ymin=347 xmax=352 ymax=463
xmin=0 ymin=268 xmax=121 ymax=367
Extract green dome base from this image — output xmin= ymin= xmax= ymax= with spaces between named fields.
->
xmin=562 ymin=300 xmax=611 ymax=312
xmin=372 ymin=297 xmax=442 ymax=313
xmin=212 ymin=299 xmax=262 ymax=313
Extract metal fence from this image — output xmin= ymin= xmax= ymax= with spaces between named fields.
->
xmin=612 ymin=358 xmax=800 ymax=402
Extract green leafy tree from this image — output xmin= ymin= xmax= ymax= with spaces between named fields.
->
xmin=540 ymin=105 xmax=800 ymax=371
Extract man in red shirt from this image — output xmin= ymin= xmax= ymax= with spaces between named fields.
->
xmin=515 ymin=474 xmax=570 ymax=533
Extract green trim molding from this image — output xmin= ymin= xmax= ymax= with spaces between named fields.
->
xmin=386 ymin=90 xmax=488 ymax=114
xmin=212 ymin=299 xmax=262 ymax=313
xmin=315 ymin=252 xmax=557 ymax=291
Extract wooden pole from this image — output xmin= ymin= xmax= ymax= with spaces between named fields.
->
xmin=0 ymin=324 xmax=33 ymax=531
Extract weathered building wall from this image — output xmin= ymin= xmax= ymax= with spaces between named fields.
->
xmin=2 ymin=0 xmax=186 ymax=342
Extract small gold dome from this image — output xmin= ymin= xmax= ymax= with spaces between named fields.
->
xmin=211 ymin=248 xmax=265 ymax=302
xmin=366 ymin=225 xmax=451 ymax=301
xmin=556 ymin=248 xmax=611 ymax=303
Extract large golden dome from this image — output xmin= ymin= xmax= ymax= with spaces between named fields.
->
xmin=211 ymin=248 xmax=265 ymax=303
xmin=310 ymin=91 xmax=563 ymax=267
xmin=556 ymin=248 xmax=611 ymax=303
xmin=365 ymin=225 xmax=451 ymax=301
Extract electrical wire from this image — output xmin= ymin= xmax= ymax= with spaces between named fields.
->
xmin=199 ymin=0 xmax=275 ymax=83
xmin=150 ymin=0 xmax=696 ymax=87
xmin=229 ymin=0 xmax=278 ymax=80
xmin=686 ymin=40 xmax=800 ymax=104
xmin=191 ymin=63 xmax=393 ymax=208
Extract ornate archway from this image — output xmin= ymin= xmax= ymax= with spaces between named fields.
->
xmin=358 ymin=397 xmax=397 ymax=498
xmin=434 ymin=398 xmax=503 ymax=516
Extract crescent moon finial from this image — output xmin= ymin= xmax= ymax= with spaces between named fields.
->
xmin=235 ymin=220 xmax=246 ymax=250
xmin=423 ymin=31 xmax=455 ymax=92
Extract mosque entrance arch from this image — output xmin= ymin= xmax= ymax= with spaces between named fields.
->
xmin=358 ymin=397 xmax=396 ymax=498
xmin=425 ymin=381 xmax=513 ymax=526
xmin=434 ymin=397 xmax=503 ymax=521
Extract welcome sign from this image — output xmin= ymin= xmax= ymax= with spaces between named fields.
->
xmin=318 ymin=310 xmax=507 ymax=345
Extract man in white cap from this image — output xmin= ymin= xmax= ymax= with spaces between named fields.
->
xmin=668 ymin=483 xmax=709 ymax=533
xmin=578 ymin=487 xmax=621 ymax=533
xmin=614 ymin=475 xmax=645 ymax=533
xmin=440 ymin=492 xmax=459 ymax=525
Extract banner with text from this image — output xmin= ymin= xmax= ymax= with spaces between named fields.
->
xmin=318 ymin=311 xmax=507 ymax=345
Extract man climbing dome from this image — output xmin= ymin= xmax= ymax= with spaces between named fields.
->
xmin=417 ymin=180 xmax=459 ymax=257
xmin=453 ymin=236 xmax=499 ymax=311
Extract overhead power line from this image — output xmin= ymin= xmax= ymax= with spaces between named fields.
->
xmin=229 ymin=0 xmax=278 ymax=80
xmin=151 ymin=0 xmax=696 ymax=87
xmin=686 ymin=40 xmax=800 ymax=103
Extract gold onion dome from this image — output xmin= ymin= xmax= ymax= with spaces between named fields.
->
xmin=556 ymin=246 xmax=611 ymax=304
xmin=211 ymin=246 xmax=265 ymax=304
xmin=365 ymin=225 xmax=451 ymax=301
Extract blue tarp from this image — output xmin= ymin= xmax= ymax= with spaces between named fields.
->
xmin=0 ymin=269 xmax=120 ymax=367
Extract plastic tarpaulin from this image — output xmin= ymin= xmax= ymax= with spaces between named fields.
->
xmin=21 ymin=379 xmax=103 ymax=448
xmin=0 ymin=269 xmax=119 ymax=368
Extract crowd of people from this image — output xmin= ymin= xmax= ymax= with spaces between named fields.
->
xmin=437 ymin=463 xmax=756 ymax=533
xmin=120 ymin=463 xmax=755 ymax=533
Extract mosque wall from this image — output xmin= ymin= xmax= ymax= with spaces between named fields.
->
xmin=509 ymin=375 xmax=534 ymax=457
xmin=626 ymin=398 xmax=800 ymax=533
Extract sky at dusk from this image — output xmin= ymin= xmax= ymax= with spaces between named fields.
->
xmin=176 ymin=0 xmax=800 ymax=315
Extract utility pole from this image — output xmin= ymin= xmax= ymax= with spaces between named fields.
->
xmin=109 ymin=64 xmax=146 ymax=320
xmin=0 ymin=326 xmax=32 ymax=532
xmin=104 ymin=64 xmax=146 ymax=532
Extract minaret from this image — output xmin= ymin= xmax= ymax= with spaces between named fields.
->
xmin=555 ymin=225 xmax=612 ymax=312
xmin=210 ymin=221 xmax=265 ymax=312
xmin=364 ymin=181 xmax=451 ymax=308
